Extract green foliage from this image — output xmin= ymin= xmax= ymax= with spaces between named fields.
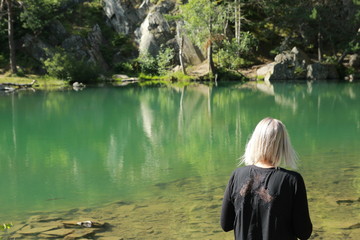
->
xmin=294 ymin=66 xmax=306 ymax=76
xmin=114 ymin=62 xmax=135 ymax=75
xmin=157 ymin=46 xmax=175 ymax=76
xmin=163 ymin=14 xmax=183 ymax=22
xmin=43 ymin=48 xmax=101 ymax=83
xmin=43 ymin=49 xmax=72 ymax=80
xmin=216 ymin=34 xmax=258 ymax=70
xmin=0 ymin=223 xmax=12 ymax=231
xmin=345 ymin=66 xmax=357 ymax=75
xmin=101 ymin=33 xmax=137 ymax=69
xmin=138 ymin=52 xmax=158 ymax=75
xmin=165 ymin=71 xmax=194 ymax=82
xmin=138 ymin=73 xmax=166 ymax=81
xmin=216 ymin=50 xmax=243 ymax=70
xmin=180 ymin=0 xmax=226 ymax=48
xmin=137 ymin=45 xmax=175 ymax=76
xmin=323 ymin=55 xmax=338 ymax=64
xmin=20 ymin=0 xmax=63 ymax=34
xmin=238 ymin=32 xmax=259 ymax=56
xmin=309 ymin=7 xmax=318 ymax=20
xmin=111 ymin=33 xmax=137 ymax=56
xmin=60 ymin=0 xmax=105 ymax=37
xmin=349 ymin=39 xmax=360 ymax=53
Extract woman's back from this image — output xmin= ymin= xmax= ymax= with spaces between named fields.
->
xmin=221 ymin=165 xmax=312 ymax=240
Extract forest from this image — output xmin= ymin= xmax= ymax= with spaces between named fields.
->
xmin=0 ymin=0 xmax=359 ymax=84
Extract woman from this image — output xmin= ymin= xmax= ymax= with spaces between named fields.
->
xmin=221 ymin=117 xmax=312 ymax=240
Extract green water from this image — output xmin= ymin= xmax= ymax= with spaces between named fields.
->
xmin=0 ymin=82 xmax=359 ymax=239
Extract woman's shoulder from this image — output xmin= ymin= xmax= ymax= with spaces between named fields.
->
xmin=277 ymin=167 xmax=305 ymax=183
xmin=231 ymin=165 xmax=305 ymax=181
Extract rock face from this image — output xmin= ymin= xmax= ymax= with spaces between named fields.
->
xmin=135 ymin=2 xmax=174 ymax=56
xmin=307 ymin=63 xmax=339 ymax=80
xmin=102 ymin=0 xmax=146 ymax=34
xmin=22 ymin=21 xmax=108 ymax=72
xmin=176 ymin=21 xmax=205 ymax=65
xmin=87 ymin=24 xmax=108 ymax=70
xmin=20 ymin=0 xmax=207 ymax=74
xmin=22 ymin=34 xmax=53 ymax=63
xmin=349 ymin=54 xmax=360 ymax=68
xmin=257 ymin=47 xmax=339 ymax=83
xmin=104 ymin=0 xmax=204 ymax=65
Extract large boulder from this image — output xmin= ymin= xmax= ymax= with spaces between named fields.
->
xmin=257 ymin=47 xmax=339 ymax=83
xmin=175 ymin=21 xmax=205 ymax=65
xmin=61 ymin=25 xmax=108 ymax=70
xmin=102 ymin=0 xmax=146 ymax=34
xmin=135 ymin=2 xmax=175 ymax=56
xmin=307 ymin=63 xmax=339 ymax=80
xmin=274 ymin=47 xmax=311 ymax=67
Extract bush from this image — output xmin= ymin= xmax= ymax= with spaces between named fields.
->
xmin=137 ymin=51 xmax=158 ymax=75
xmin=114 ymin=62 xmax=135 ymax=75
xmin=43 ymin=48 xmax=100 ymax=83
xmin=43 ymin=51 xmax=72 ymax=80
xmin=216 ymin=33 xmax=258 ymax=70
xmin=157 ymin=46 xmax=175 ymax=76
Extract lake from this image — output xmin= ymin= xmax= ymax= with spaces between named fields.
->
xmin=0 ymin=82 xmax=359 ymax=239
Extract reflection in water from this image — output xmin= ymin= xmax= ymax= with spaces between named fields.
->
xmin=0 ymin=83 xmax=360 ymax=238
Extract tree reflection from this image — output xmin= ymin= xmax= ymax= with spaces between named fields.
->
xmin=0 ymin=83 xmax=360 ymax=220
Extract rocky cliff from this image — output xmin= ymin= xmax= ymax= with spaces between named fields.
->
xmin=21 ymin=0 xmax=204 ymax=74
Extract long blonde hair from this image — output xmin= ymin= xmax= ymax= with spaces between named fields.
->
xmin=240 ymin=117 xmax=297 ymax=168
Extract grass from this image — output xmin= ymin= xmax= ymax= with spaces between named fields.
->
xmin=0 ymin=74 xmax=70 ymax=90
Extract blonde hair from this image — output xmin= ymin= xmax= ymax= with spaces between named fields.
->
xmin=240 ymin=117 xmax=297 ymax=168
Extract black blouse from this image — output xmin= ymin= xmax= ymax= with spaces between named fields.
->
xmin=221 ymin=165 xmax=312 ymax=240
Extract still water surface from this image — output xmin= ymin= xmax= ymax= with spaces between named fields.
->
xmin=0 ymin=82 xmax=359 ymax=239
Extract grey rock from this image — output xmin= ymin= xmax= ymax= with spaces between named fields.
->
xmin=268 ymin=63 xmax=296 ymax=81
xmin=260 ymin=47 xmax=338 ymax=82
xmin=22 ymin=34 xmax=53 ymax=62
xmin=274 ymin=47 xmax=310 ymax=67
xmin=135 ymin=7 xmax=173 ymax=56
xmin=61 ymin=25 xmax=108 ymax=71
xmin=349 ymin=54 xmax=360 ymax=68
xmin=87 ymin=24 xmax=108 ymax=69
xmin=175 ymin=21 xmax=205 ymax=65
xmin=62 ymin=35 xmax=88 ymax=60
xmin=103 ymin=0 xmax=145 ymax=35
xmin=307 ymin=63 xmax=338 ymax=80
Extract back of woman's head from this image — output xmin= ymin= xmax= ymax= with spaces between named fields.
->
xmin=240 ymin=117 xmax=297 ymax=168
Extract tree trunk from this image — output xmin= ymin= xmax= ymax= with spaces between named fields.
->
xmin=208 ymin=14 xmax=215 ymax=76
xmin=317 ymin=31 xmax=322 ymax=62
xmin=238 ymin=0 xmax=241 ymax=41
xmin=6 ymin=0 xmax=17 ymax=74
xmin=179 ymin=36 xmax=187 ymax=75
xmin=234 ymin=0 xmax=241 ymax=44
xmin=207 ymin=42 xmax=215 ymax=76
